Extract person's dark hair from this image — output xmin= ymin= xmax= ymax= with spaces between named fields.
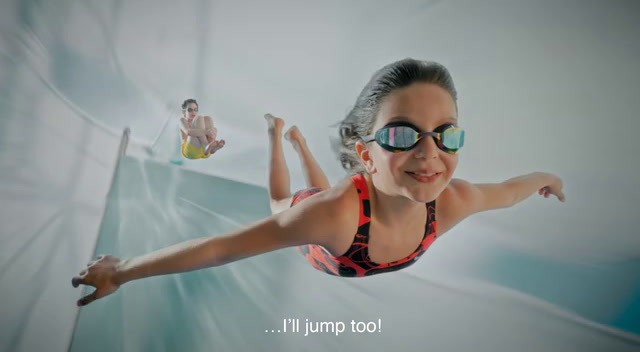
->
xmin=181 ymin=99 xmax=198 ymax=110
xmin=335 ymin=58 xmax=458 ymax=175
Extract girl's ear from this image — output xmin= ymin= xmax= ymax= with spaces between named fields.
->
xmin=355 ymin=141 xmax=377 ymax=174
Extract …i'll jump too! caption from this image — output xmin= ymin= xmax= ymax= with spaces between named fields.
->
xmin=265 ymin=318 xmax=382 ymax=336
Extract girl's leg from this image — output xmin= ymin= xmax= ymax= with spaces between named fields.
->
xmin=264 ymin=114 xmax=292 ymax=214
xmin=186 ymin=136 xmax=203 ymax=148
xmin=203 ymin=116 xmax=216 ymax=143
xmin=191 ymin=116 xmax=208 ymax=146
xmin=199 ymin=116 xmax=225 ymax=155
xmin=285 ymin=126 xmax=330 ymax=190
xmin=203 ymin=127 xmax=219 ymax=154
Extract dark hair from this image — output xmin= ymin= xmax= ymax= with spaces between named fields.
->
xmin=335 ymin=58 xmax=458 ymax=174
xmin=181 ymin=99 xmax=198 ymax=110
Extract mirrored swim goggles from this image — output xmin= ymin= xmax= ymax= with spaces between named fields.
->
xmin=363 ymin=121 xmax=465 ymax=154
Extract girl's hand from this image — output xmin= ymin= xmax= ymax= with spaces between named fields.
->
xmin=538 ymin=174 xmax=566 ymax=202
xmin=71 ymin=255 xmax=123 ymax=307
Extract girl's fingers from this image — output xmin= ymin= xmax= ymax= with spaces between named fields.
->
xmin=77 ymin=290 xmax=99 ymax=307
xmin=72 ymin=268 xmax=92 ymax=287
xmin=71 ymin=275 xmax=86 ymax=288
xmin=557 ymin=191 xmax=566 ymax=202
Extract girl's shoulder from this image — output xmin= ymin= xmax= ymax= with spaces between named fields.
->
xmin=278 ymin=179 xmax=359 ymax=252
xmin=307 ymin=178 xmax=361 ymax=255
xmin=436 ymin=178 xmax=480 ymax=236
xmin=315 ymin=177 xmax=361 ymax=213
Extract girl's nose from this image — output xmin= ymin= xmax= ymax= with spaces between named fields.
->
xmin=414 ymin=135 xmax=439 ymax=159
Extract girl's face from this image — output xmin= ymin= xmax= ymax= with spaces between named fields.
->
xmin=363 ymin=83 xmax=459 ymax=203
xmin=184 ymin=103 xmax=198 ymax=120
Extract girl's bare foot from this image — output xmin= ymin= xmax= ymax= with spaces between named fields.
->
xmin=206 ymin=140 xmax=225 ymax=155
xmin=284 ymin=125 xmax=306 ymax=149
xmin=264 ymin=113 xmax=285 ymax=135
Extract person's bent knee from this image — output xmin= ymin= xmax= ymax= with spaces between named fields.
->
xmin=192 ymin=115 xmax=206 ymax=129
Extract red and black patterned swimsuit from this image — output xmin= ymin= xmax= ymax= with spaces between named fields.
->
xmin=293 ymin=173 xmax=438 ymax=277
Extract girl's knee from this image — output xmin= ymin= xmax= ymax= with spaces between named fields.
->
xmin=192 ymin=115 xmax=206 ymax=129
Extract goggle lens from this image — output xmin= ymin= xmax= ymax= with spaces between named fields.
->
xmin=441 ymin=127 xmax=464 ymax=150
xmin=380 ymin=126 xmax=420 ymax=148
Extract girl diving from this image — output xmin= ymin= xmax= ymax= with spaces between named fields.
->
xmin=72 ymin=58 xmax=565 ymax=305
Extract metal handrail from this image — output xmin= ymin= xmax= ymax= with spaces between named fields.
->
xmin=68 ymin=126 xmax=131 ymax=352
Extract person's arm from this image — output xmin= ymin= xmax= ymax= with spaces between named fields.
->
xmin=180 ymin=117 xmax=206 ymax=137
xmin=437 ymin=172 xmax=565 ymax=235
xmin=71 ymin=188 xmax=350 ymax=306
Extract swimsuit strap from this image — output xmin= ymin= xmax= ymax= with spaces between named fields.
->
xmin=350 ymin=173 xmax=372 ymax=227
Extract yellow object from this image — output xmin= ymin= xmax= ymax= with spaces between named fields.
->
xmin=182 ymin=142 xmax=211 ymax=159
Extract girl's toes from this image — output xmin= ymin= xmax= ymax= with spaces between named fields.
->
xmin=211 ymin=140 xmax=225 ymax=153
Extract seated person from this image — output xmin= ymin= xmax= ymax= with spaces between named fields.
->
xmin=180 ymin=99 xmax=225 ymax=159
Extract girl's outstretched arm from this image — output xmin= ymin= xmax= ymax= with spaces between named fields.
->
xmin=71 ymin=188 xmax=351 ymax=307
xmin=437 ymin=172 xmax=565 ymax=235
